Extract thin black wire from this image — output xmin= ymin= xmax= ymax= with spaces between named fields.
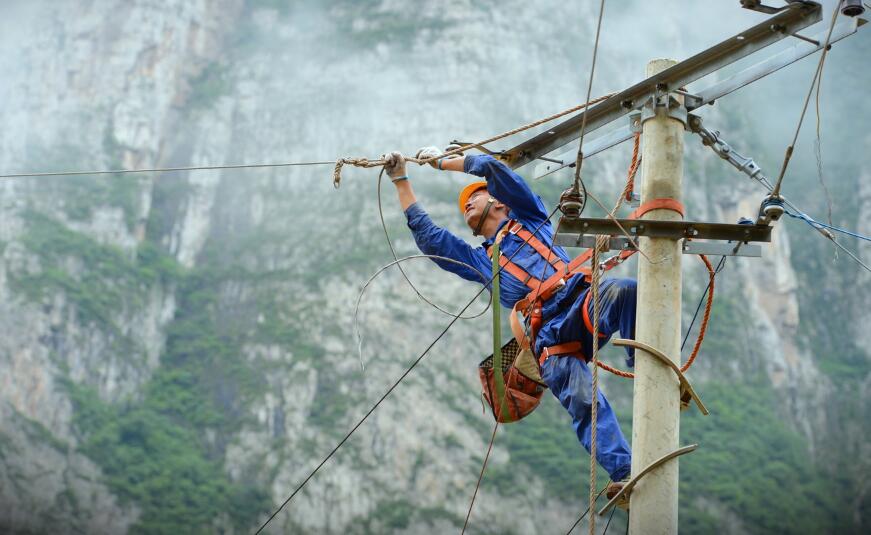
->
xmin=353 ymin=254 xmax=492 ymax=370
xmin=812 ymin=59 xmax=834 ymax=227
xmin=572 ymin=0 xmax=608 ymax=191
xmin=254 ymin=207 xmax=561 ymax=535
xmin=0 ymin=160 xmax=335 ymax=179
xmin=602 ymin=502 xmax=618 ymax=534
xmin=680 ymin=256 xmax=727 ymax=352
xmin=461 ymin=422 xmax=499 ymax=535
xmin=376 ymin=168 xmax=489 ymax=320
xmin=564 ymin=486 xmax=609 ymax=535
xmin=771 ymin=5 xmax=840 ymax=197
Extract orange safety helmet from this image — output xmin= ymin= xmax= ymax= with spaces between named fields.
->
xmin=457 ymin=181 xmax=489 ymax=214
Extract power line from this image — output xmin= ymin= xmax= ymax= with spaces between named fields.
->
xmin=824 ymin=233 xmax=871 ymax=273
xmin=353 ymin=254 xmax=491 ymax=371
xmin=771 ymin=5 xmax=840 ymax=197
xmin=461 ymin=422 xmax=499 ymax=535
xmin=254 ymin=207 xmax=561 ymax=534
xmin=375 ymin=168 xmax=490 ymax=322
xmin=564 ymin=486 xmax=609 ymax=535
xmin=774 ymin=195 xmax=871 ymax=274
xmin=572 ymin=0 xmax=608 ymax=191
xmin=0 ymin=160 xmax=335 ymax=179
xmin=783 ymin=209 xmax=871 ymax=243
xmin=752 ymin=172 xmax=870 ymax=275
xmin=681 ymin=256 xmax=727 ymax=352
xmin=602 ymin=502 xmax=618 ymax=534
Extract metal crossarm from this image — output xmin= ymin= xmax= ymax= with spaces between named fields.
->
xmin=529 ymin=14 xmax=865 ymax=178
xmin=502 ymin=1 xmax=822 ymax=169
xmin=554 ymin=218 xmax=772 ymax=244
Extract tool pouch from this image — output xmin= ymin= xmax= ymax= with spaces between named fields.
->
xmin=478 ymin=338 xmax=547 ymax=423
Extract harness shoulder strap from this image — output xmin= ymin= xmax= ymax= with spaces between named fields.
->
xmin=510 ymin=223 xmax=566 ymax=271
xmin=486 ymin=221 xmax=547 ymax=293
xmin=521 ymin=197 xmax=686 ymax=305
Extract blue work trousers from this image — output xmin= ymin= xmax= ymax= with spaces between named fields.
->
xmin=539 ymin=278 xmax=636 ymax=482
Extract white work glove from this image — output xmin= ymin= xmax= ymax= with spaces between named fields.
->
xmin=416 ymin=145 xmax=465 ymax=169
xmin=382 ymin=151 xmax=407 ymax=180
xmin=442 ymin=144 xmax=465 ymax=158
xmin=415 ymin=146 xmax=442 ymax=168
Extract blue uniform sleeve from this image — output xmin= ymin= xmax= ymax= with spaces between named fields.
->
xmin=464 ymin=154 xmax=549 ymax=224
xmin=404 ymin=202 xmax=492 ymax=286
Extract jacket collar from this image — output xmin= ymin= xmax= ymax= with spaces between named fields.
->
xmin=481 ymin=216 xmax=512 ymax=246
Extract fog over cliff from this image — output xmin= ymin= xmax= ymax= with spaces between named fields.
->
xmin=0 ymin=1 xmax=868 ymax=534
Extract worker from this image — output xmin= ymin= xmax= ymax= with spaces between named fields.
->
xmin=385 ymin=148 xmax=635 ymax=496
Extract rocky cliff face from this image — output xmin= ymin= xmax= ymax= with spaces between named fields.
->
xmin=0 ymin=1 xmax=867 ymax=534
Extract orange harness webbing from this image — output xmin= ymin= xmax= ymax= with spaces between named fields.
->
xmin=489 ymin=198 xmax=685 ymax=363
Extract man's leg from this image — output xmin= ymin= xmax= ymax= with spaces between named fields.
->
xmin=590 ymin=277 xmax=638 ymax=367
xmin=540 ymin=355 xmax=632 ymax=481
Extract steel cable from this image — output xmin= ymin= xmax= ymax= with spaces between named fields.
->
xmin=771 ymin=5 xmax=840 ymax=197
xmin=0 ymin=160 xmax=336 ymax=178
xmin=254 ymin=207 xmax=561 ymax=534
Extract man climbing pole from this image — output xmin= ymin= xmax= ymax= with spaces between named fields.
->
xmin=385 ymin=147 xmax=635 ymax=496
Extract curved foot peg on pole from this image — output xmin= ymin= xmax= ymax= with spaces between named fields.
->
xmin=612 ymin=338 xmax=709 ymax=415
xmin=598 ymin=444 xmax=699 ymax=516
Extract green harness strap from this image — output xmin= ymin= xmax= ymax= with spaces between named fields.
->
xmin=491 ymin=237 xmax=513 ymax=422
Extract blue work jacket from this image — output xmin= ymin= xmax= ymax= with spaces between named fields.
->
xmin=405 ymin=154 xmax=591 ymax=355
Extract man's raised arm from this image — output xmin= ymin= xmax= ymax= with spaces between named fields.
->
xmin=383 ymin=151 xmax=490 ymax=285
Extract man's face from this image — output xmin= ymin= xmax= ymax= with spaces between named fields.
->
xmin=463 ymin=189 xmax=492 ymax=230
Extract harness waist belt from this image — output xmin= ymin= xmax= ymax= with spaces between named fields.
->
xmin=538 ymin=341 xmax=585 ymax=367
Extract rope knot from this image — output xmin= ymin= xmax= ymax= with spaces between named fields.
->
xmin=333 ymin=157 xmax=386 ymax=189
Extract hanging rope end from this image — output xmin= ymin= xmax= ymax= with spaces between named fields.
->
xmin=333 ymin=159 xmax=345 ymax=189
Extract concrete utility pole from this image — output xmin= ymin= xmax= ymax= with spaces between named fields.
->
xmin=629 ymin=58 xmax=685 ymax=535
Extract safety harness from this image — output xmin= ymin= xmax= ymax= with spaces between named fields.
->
xmin=478 ymin=198 xmax=685 ymax=423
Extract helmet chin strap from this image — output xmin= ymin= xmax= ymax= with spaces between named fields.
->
xmin=473 ymin=197 xmax=496 ymax=237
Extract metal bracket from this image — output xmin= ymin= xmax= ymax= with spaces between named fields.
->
xmin=741 ymin=0 xmax=791 ymax=15
xmin=612 ymin=339 xmax=709 ymax=415
xmin=554 ymin=218 xmax=772 ymax=243
xmin=629 ymin=111 xmax=643 ymax=134
xmin=641 ymin=93 xmax=687 ymax=128
xmin=598 ymin=444 xmax=700 ymax=515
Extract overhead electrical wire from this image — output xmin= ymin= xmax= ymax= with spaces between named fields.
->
xmin=771 ymin=5 xmax=840 ymax=197
xmin=812 ymin=53 xmax=835 ymax=227
xmin=564 ymin=486 xmax=609 ymax=535
xmin=376 ymin=168 xmax=490 ymax=322
xmin=752 ymin=173 xmax=871 ymax=274
xmin=783 ymin=209 xmax=871 ymax=243
xmin=681 ymin=255 xmax=727 ymax=352
xmin=571 ymin=0 xmax=608 ymax=192
xmin=460 ymin=422 xmax=499 ymax=535
xmin=352 ymin=254 xmax=490 ymax=371
xmin=254 ymin=207 xmax=562 ymax=535
xmin=0 ymin=160 xmax=336 ymax=179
